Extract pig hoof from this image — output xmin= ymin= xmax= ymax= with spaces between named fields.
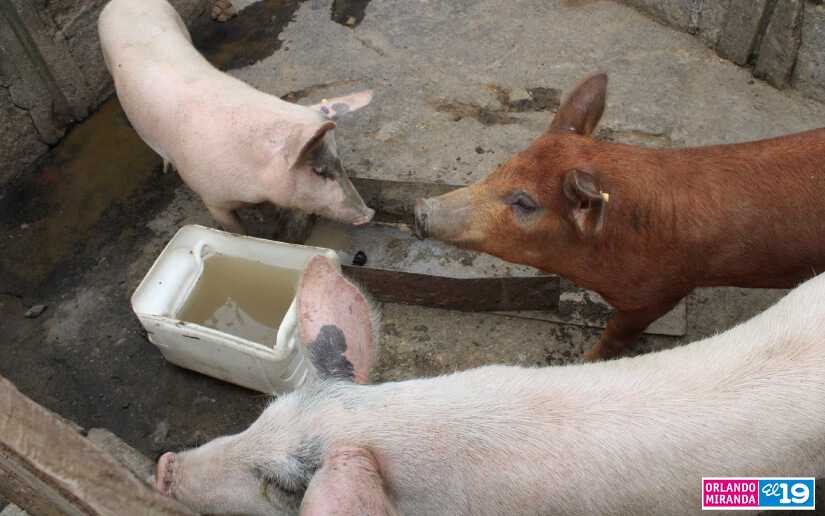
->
xmin=583 ymin=341 xmax=625 ymax=362
xmin=582 ymin=349 xmax=602 ymax=362
xmin=210 ymin=0 xmax=236 ymax=22
xmin=155 ymin=452 xmax=177 ymax=495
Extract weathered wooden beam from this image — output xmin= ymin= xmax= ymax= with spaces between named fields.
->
xmin=0 ymin=375 xmax=195 ymax=516
xmin=342 ymin=265 xmax=559 ymax=311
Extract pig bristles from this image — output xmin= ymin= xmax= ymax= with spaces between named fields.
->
xmin=350 ymin=275 xmax=382 ymax=370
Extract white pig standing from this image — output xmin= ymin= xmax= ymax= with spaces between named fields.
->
xmin=98 ymin=0 xmax=375 ymax=234
xmin=156 ymin=257 xmax=825 ymax=515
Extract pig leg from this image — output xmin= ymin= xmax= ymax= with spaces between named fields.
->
xmin=210 ymin=0 xmax=236 ymax=22
xmin=206 ymin=205 xmax=245 ymax=234
xmin=584 ymin=296 xmax=685 ymax=361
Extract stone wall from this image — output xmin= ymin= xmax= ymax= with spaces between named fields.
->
xmin=623 ymin=0 xmax=825 ymax=103
xmin=0 ymin=0 xmax=209 ymax=187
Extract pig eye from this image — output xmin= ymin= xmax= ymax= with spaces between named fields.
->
xmin=269 ymin=477 xmax=302 ymax=498
xmin=263 ymin=471 xmax=306 ymax=499
xmin=312 ymin=166 xmax=333 ymax=179
xmin=509 ymin=192 xmax=539 ymax=217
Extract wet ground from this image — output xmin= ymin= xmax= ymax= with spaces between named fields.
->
xmin=2 ymin=0 xmax=825 ymax=508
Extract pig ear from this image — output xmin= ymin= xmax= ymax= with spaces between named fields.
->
xmin=300 ymin=447 xmax=396 ymax=516
xmin=562 ymin=169 xmax=608 ymax=237
xmin=289 ymin=121 xmax=337 ymax=168
xmin=548 ymin=73 xmax=607 ymax=137
xmin=298 ymin=255 xmax=377 ymax=384
xmin=309 ymin=90 xmax=373 ymax=120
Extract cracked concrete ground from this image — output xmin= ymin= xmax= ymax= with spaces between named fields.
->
xmin=2 ymin=0 xmax=825 ymax=508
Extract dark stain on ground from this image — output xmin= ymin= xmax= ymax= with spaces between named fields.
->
xmin=487 ymin=84 xmax=561 ymax=113
xmin=560 ymin=0 xmax=601 ymax=7
xmin=192 ymin=0 xmax=308 ymax=70
xmin=434 ymin=99 xmax=520 ymax=126
xmin=279 ymin=79 xmax=359 ymax=103
xmin=433 ymin=84 xmax=561 ymax=126
xmin=331 ymin=0 xmax=372 ymax=28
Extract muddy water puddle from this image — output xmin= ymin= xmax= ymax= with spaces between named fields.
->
xmin=0 ymin=99 xmax=161 ymax=291
xmin=178 ymin=253 xmax=299 ymax=346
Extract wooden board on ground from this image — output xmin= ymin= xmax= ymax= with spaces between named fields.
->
xmin=499 ymin=280 xmax=688 ymax=337
xmin=306 ymin=219 xmax=560 ymax=311
xmin=0 ymin=375 xmax=195 ymax=516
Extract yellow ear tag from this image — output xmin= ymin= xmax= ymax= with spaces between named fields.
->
xmin=600 ymin=191 xmax=610 ymax=203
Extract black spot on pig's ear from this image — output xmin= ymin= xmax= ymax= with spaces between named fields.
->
xmin=309 ymin=325 xmax=355 ymax=381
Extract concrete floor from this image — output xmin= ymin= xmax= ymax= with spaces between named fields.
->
xmin=2 ymin=0 xmax=825 ymax=504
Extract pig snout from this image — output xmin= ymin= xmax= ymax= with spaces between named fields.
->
xmin=324 ymin=202 xmax=374 ymax=226
xmin=309 ymin=175 xmax=375 ymax=226
xmin=352 ymin=206 xmax=375 ymax=226
xmin=336 ymin=176 xmax=375 ymax=226
xmin=413 ymin=188 xmax=473 ymax=242
xmin=156 ymin=451 xmax=177 ymax=496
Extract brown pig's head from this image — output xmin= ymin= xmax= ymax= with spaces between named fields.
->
xmin=155 ymin=256 xmax=386 ymax=515
xmin=286 ymin=91 xmax=376 ymax=226
xmin=414 ymin=74 xmax=610 ymax=272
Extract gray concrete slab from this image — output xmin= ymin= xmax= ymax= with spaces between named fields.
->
xmin=0 ymin=0 xmax=822 ymax=470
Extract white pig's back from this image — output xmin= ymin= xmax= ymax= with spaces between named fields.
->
xmin=335 ymin=274 xmax=825 ymax=515
xmin=99 ymin=0 xmax=199 ymax=69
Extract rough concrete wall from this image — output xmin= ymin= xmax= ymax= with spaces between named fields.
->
xmin=621 ymin=0 xmax=692 ymax=32
xmin=623 ymin=0 xmax=731 ymax=45
xmin=754 ymin=0 xmax=804 ymax=89
xmin=622 ymin=0 xmax=825 ymax=103
xmin=793 ymin=1 xmax=825 ymax=103
xmin=0 ymin=0 xmax=208 ymax=187
xmin=717 ymin=0 xmax=776 ymax=66
xmin=40 ymin=0 xmax=115 ymax=104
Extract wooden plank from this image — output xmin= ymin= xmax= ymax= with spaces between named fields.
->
xmin=342 ymin=265 xmax=558 ymax=311
xmin=0 ymin=375 xmax=195 ymax=516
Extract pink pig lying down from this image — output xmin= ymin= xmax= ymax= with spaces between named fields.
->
xmin=156 ymin=256 xmax=825 ymax=515
xmin=98 ymin=0 xmax=375 ymax=234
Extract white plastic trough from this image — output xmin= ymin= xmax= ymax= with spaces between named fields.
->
xmin=131 ymin=225 xmax=338 ymax=394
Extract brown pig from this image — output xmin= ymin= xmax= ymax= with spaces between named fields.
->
xmin=414 ymin=73 xmax=825 ymax=360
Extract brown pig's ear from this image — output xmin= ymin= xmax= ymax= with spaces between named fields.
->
xmin=548 ymin=73 xmax=607 ymax=137
xmin=562 ymin=169 xmax=607 ymax=237
xmin=297 ymin=255 xmax=378 ymax=384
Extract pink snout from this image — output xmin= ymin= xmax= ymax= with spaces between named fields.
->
xmin=156 ymin=451 xmax=177 ymax=496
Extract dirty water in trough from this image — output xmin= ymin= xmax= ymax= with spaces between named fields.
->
xmin=0 ymin=0 xmax=367 ymax=466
